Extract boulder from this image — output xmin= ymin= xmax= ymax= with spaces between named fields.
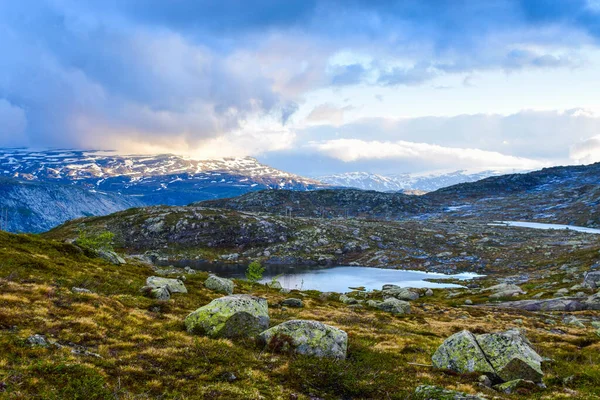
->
xmin=185 ymin=294 xmax=269 ymax=338
xmin=146 ymin=276 xmax=187 ymax=293
xmin=281 ymin=298 xmax=304 ymax=308
xmin=432 ymin=329 xmax=545 ymax=384
xmin=258 ymin=319 xmax=347 ymax=359
xmin=204 ymin=275 xmax=234 ymax=295
xmin=413 ymin=385 xmax=486 ymax=400
xmin=377 ymin=298 xmax=411 ymax=315
xmin=484 ymin=295 xmax=600 ymax=311
xmin=366 ymin=300 xmax=382 ymax=308
xmin=267 ymin=280 xmax=283 ymax=290
xmin=27 ymin=334 xmax=49 ymax=347
xmin=486 ymin=283 xmax=524 ymax=299
xmin=476 ymin=329 xmax=544 ymax=383
xmin=147 ymin=286 xmax=171 ymax=300
xmin=382 ymin=285 xmax=420 ymax=301
xmin=583 ymin=271 xmax=600 ymax=289
xmin=71 ymin=287 xmax=92 ymax=294
xmin=432 ymin=330 xmax=496 ymax=377
xmin=97 ymin=249 xmax=126 ymax=265
xmin=339 ymin=294 xmax=358 ymax=304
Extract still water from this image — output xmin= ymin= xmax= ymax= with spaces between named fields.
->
xmin=179 ymin=262 xmax=481 ymax=292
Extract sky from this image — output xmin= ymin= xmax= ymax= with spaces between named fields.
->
xmin=1 ymin=0 xmax=600 ymax=176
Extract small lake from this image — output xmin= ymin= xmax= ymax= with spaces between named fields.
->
xmin=178 ymin=262 xmax=482 ymax=292
xmin=489 ymin=221 xmax=600 ymax=234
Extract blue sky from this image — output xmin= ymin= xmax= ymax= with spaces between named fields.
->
xmin=1 ymin=0 xmax=600 ymax=175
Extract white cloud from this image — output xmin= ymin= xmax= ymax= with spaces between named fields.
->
xmin=0 ymin=99 xmax=27 ymax=145
xmin=307 ymin=138 xmax=549 ymax=170
xmin=306 ymin=103 xmax=353 ymax=126
xmin=570 ymin=135 xmax=600 ymax=164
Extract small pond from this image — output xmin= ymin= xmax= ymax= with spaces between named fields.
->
xmin=175 ymin=262 xmax=482 ymax=292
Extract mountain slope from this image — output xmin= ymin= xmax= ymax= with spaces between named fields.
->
xmin=317 ymin=170 xmax=508 ymax=192
xmin=0 ymin=178 xmax=143 ymax=233
xmin=0 ymin=149 xmax=326 ymax=206
xmin=196 ymin=188 xmax=434 ymax=218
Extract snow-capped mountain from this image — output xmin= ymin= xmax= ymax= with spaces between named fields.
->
xmin=0 ymin=149 xmax=326 ymax=205
xmin=317 ymin=170 xmax=515 ymax=193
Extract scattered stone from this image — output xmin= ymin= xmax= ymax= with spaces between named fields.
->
xmin=221 ymin=372 xmax=237 ymax=382
xmin=71 ymin=346 xmax=102 ymax=358
xmin=220 ymin=253 xmax=239 ymax=261
xmin=97 ymin=249 xmax=126 ymax=265
xmin=146 ymin=276 xmax=187 ymax=293
xmin=487 ymin=283 xmax=524 ymax=299
xmin=478 ymin=375 xmax=492 ymax=388
xmin=377 ymin=298 xmax=411 ymax=315
xmin=483 ymin=295 xmax=600 ymax=311
xmin=425 ymin=288 xmax=434 ymax=297
xmin=280 ymin=288 xmax=291 ymax=294
xmin=366 ymin=300 xmax=382 ymax=308
xmin=382 ymin=285 xmax=419 ymax=301
xmin=185 ymin=294 xmax=269 ymax=338
xmin=413 ymin=385 xmax=486 ymax=400
xmin=281 ymin=298 xmax=304 ymax=308
xmin=493 ymin=379 xmax=538 ymax=394
xmin=339 ymin=294 xmax=358 ymax=305
xmin=267 ymin=280 xmax=282 ymax=290
xmin=554 ymin=288 xmax=569 ymax=297
xmin=71 ymin=287 xmax=92 ymax=294
xmin=563 ymin=316 xmax=585 ymax=328
xmin=583 ymin=271 xmax=600 ymax=289
xmin=204 ymin=275 xmax=234 ymax=295
xmin=258 ymin=319 xmax=348 ymax=359
xmin=465 ymin=299 xmax=473 ymax=305
xmin=26 ymin=334 xmax=48 ymax=347
xmin=142 ymin=285 xmax=170 ymax=300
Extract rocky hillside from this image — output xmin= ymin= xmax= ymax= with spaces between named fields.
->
xmin=3 ymin=229 xmax=600 ymax=398
xmin=0 ymin=178 xmax=143 ymax=233
xmin=0 ymin=149 xmax=326 ymax=206
xmin=428 ymin=162 xmax=600 ymax=227
xmin=196 ymin=189 xmax=434 ymax=219
xmin=46 ymin=204 xmax=600 ymax=276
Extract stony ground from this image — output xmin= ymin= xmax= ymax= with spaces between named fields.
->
xmin=1 ymin=230 xmax=600 ymax=399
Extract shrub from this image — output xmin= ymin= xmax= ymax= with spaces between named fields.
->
xmin=245 ymin=260 xmax=265 ymax=282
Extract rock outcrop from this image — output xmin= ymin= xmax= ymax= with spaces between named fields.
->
xmin=258 ymin=319 xmax=348 ymax=359
xmin=146 ymin=276 xmax=188 ymax=293
xmin=382 ymin=285 xmax=420 ymax=301
xmin=185 ymin=294 xmax=269 ymax=338
xmin=377 ymin=297 xmax=411 ymax=314
xmin=583 ymin=271 xmax=600 ymax=289
xmin=432 ymin=329 xmax=544 ymax=384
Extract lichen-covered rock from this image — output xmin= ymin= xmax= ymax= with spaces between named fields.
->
xmin=267 ymin=280 xmax=282 ymax=290
xmin=146 ymin=276 xmax=187 ymax=293
xmin=281 ymin=298 xmax=304 ymax=308
xmin=487 ymin=283 xmax=524 ymax=299
xmin=258 ymin=319 xmax=347 ymax=359
xmin=27 ymin=334 xmax=49 ymax=347
xmin=98 ymin=249 xmax=126 ymax=265
xmin=148 ymin=286 xmax=171 ymax=300
xmin=382 ymin=285 xmax=419 ymax=301
xmin=493 ymin=379 xmax=539 ymax=394
xmin=71 ymin=287 xmax=92 ymax=294
xmin=377 ymin=297 xmax=411 ymax=314
xmin=185 ymin=294 xmax=269 ymax=338
xmin=432 ymin=330 xmax=496 ymax=376
xmin=413 ymin=385 xmax=486 ymax=400
xmin=476 ymin=329 xmax=544 ymax=383
xmin=366 ymin=300 xmax=382 ymax=308
xmin=583 ymin=271 xmax=600 ymax=289
xmin=204 ymin=275 xmax=234 ymax=295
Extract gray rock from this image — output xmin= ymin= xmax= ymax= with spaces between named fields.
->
xmin=339 ymin=294 xmax=358 ymax=305
xmin=366 ymin=300 xmax=382 ymax=308
xmin=476 ymin=329 xmax=544 ymax=383
xmin=465 ymin=299 xmax=473 ymax=305
xmin=432 ymin=330 xmax=496 ymax=376
xmin=382 ymin=285 xmax=419 ymax=301
xmin=413 ymin=385 xmax=486 ymax=400
xmin=258 ymin=319 xmax=348 ymax=359
xmin=493 ymin=379 xmax=538 ymax=394
xmin=432 ymin=329 xmax=544 ymax=383
xmin=27 ymin=334 xmax=48 ymax=346
xmin=583 ymin=271 xmax=600 ymax=289
xmin=267 ymin=280 xmax=282 ymax=290
xmin=563 ymin=316 xmax=585 ymax=328
xmin=71 ymin=287 xmax=92 ymax=294
xmin=425 ymin=288 xmax=434 ymax=297
xmin=146 ymin=276 xmax=187 ymax=293
xmin=204 ymin=275 xmax=234 ymax=295
xmin=185 ymin=294 xmax=269 ymax=338
xmin=97 ymin=249 xmax=126 ymax=265
xmin=281 ymin=298 xmax=304 ymax=308
xmin=377 ymin=298 xmax=411 ymax=315
xmin=148 ymin=286 xmax=171 ymax=300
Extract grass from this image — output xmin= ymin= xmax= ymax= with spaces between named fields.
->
xmin=1 ymin=231 xmax=600 ymax=399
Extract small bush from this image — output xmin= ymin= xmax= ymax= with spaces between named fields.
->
xmin=245 ymin=260 xmax=265 ymax=282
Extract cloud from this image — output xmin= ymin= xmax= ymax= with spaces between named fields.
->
xmin=0 ymin=0 xmax=600 ymax=157
xmin=307 ymin=138 xmax=548 ymax=171
xmin=570 ymin=135 xmax=600 ymax=164
xmin=306 ymin=104 xmax=353 ymax=125
xmin=0 ymin=99 xmax=27 ymax=145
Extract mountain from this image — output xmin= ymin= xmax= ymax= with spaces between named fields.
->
xmin=316 ymin=170 xmax=510 ymax=192
xmin=0 ymin=178 xmax=143 ymax=233
xmin=0 ymin=149 xmax=326 ymax=206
